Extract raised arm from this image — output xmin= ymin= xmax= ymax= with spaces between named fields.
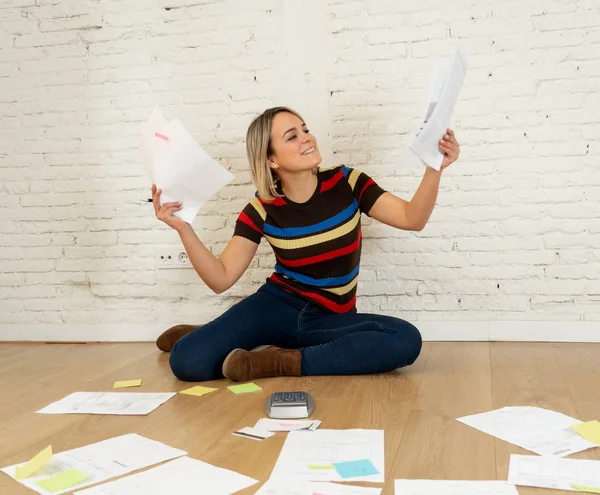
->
xmin=152 ymin=185 xmax=257 ymax=294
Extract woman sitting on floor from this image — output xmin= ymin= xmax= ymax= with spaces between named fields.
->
xmin=152 ymin=106 xmax=460 ymax=382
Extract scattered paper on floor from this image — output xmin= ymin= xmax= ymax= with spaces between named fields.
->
xmin=269 ymin=429 xmax=384 ymax=483
xmin=508 ymin=454 xmax=600 ymax=492
xmin=1 ymin=434 xmax=186 ymax=495
xmin=457 ymin=406 xmax=597 ymax=457
xmin=394 ymin=479 xmax=520 ymax=494
xmin=36 ymin=392 xmax=176 ymax=416
xmin=73 ymin=456 xmax=257 ymax=495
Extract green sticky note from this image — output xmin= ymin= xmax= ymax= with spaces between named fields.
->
xmin=228 ymin=383 xmax=262 ymax=394
xmin=572 ymin=484 xmax=600 ymax=493
xmin=308 ymin=464 xmax=335 ymax=470
xmin=36 ymin=469 xmax=89 ymax=493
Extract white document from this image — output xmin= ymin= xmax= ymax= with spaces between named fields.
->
xmin=457 ymin=406 xmax=597 ymax=457
xmin=394 ymin=480 xmax=519 ymax=495
xmin=256 ymin=480 xmax=382 ymax=495
xmin=36 ymin=392 xmax=176 ymax=416
xmin=409 ymin=40 xmax=468 ymax=171
xmin=140 ymin=106 xmax=234 ymax=224
xmin=508 ymin=454 xmax=600 ymax=492
xmin=254 ymin=418 xmax=321 ymax=432
xmin=269 ymin=429 xmax=384 ymax=483
xmin=1 ymin=434 xmax=186 ymax=495
xmin=74 ymin=456 xmax=258 ymax=495
xmin=232 ymin=427 xmax=275 ymax=441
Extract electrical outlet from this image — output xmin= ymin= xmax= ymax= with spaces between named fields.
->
xmin=156 ymin=246 xmax=192 ymax=269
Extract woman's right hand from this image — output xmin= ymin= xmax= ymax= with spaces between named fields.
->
xmin=152 ymin=184 xmax=187 ymax=232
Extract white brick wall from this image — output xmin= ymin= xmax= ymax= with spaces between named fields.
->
xmin=1 ymin=0 xmax=599 ymax=332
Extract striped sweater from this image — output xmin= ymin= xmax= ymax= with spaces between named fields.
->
xmin=233 ymin=166 xmax=386 ymax=313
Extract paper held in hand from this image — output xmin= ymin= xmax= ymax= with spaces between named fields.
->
xmin=408 ymin=40 xmax=468 ymax=171
xmin=140 ymin=106 xmax=235 ymax=224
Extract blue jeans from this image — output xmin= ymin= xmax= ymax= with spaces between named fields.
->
xmin=169 ymin=283 xmax=422 ymax=382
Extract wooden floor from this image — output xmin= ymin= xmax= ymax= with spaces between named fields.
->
xmin=1 ymin=342 xmax=599 ymax=494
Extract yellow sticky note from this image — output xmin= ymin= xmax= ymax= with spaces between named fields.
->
xmin=573 ymin=420 xmax=600 ymax=445
xmin=228 ymin=383 xmax=262 ymax=394
xmin=308 ymin=464 xmax=335 ymax=470
xmin=113 ymin=379 xmax=142 ymax=388
xmin=36 ymin=469 xmax=89 ymax=493
xmin=179 ymin=386 xmax=218 ymax=397
xmin=14 ymin=445 xmax=53 ymax=480
xmin=571 ymin=484 xmax=600 ymax=493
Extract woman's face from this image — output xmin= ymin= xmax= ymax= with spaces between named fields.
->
xmin=268 ymin=112 xmax=322 ymax=173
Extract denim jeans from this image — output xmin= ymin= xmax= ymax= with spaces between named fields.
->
xmin=169 ymin=283 xmax=422 ymax=382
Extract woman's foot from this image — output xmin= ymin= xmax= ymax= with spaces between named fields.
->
xmin=222 ymin=346 xmax=301 ymax=381
xmin=156 ymin=324 xmax=200 ymax=352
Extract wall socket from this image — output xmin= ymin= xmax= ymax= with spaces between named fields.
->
xmin=156 ymin=246 xmax=192 ymax=269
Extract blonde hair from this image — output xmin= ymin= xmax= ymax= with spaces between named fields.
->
xmin=246 ymin=106 xmax=314 ymax=202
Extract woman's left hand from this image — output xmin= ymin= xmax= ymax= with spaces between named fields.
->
xmin=439 ymin=128 xmax=460 ymax=171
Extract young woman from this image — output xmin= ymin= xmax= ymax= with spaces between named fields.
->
xmin=153 ymin=106 xmax=460 ymax=382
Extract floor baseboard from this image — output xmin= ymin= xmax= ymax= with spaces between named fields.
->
xmin=1 ymin=321 xmax=598 ymax=343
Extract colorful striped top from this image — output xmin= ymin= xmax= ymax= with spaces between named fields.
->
xmin=233 ymin=166 xmax=386 ymax=313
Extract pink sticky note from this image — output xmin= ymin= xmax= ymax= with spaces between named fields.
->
xmin=154 ymin=132 xmax=169 ymax=141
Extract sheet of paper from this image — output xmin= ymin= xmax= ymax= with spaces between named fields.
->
xmin=394 ymin=480 xmax=520 ymax=494
xmin=140 ymin=106 xmax=235 ymax=224
xmin=36 ymin=469 xmax=89 ymax=493
xmin=255 ymin=480 xmax=382 ymax=495
xmin=74 ymin=456 xmax=257 ymax=495
xmin=254 ymin=418 xmax=321 ymax=432
xmin=36 ymin=392 xmax=176 ymax=416
xmin=15 ymin=445 xmax=53 ymax=480
xmin=269 ymin=429 xmax=384 ymax=483
xmin=508 ymin=454 xmax=600 ymax=492
xmin=228 ymin=383 xmax=262 ymax=394
xmin=113 ymin=379 xmax=142 ymax=389
xmin=232 ymin=427 xmax=275 ymax=441
xmin=1 ymin=433 xmax=186 ymax=495
xmin=179 ymin=385 xmax=218 ymax=397
xmin=457 ymin=406 xmax=597 ymax=457
xmin=573 ymin=421 xmax=600 ymax=445
xmin=409 ymin=40 xmax=468 ymax=171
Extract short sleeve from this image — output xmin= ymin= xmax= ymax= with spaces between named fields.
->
xmin=233 ymin=197 xmax=266 ymax=244
xmin=343 ymin=166 xmax=386 ymax=217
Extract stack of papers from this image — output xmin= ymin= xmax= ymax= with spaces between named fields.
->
xmin=140 ymin=106 xmax=234 ymax=224
xmin=269 ymin=429 xmax=384 ymax=483
xmin=458 ymin=406 xmax=597 ymax=457
xmin=36 ymin=392 xmax=176 ymax=416
xmin=1 ymin=434 xmax=186 ymax=495
xmin=74 ymin=456 xmax=257 ymax=495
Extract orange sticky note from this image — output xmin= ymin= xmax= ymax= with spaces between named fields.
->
xmin=113 ymin=379 xmax=142 ymax=388
xmin=15 ymin=445 xmax=52 ymax=480
xmin=573 ymin=420 xmax=600 ymax=445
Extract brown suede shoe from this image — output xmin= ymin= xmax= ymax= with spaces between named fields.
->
xmin=222 ymin=346 xmax=302 ymax=381
xmin=156 ymin=324 xmax=200 ymax=352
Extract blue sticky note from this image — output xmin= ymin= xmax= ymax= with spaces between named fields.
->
xmin=332 ymin=459 xmax=379 ymax=479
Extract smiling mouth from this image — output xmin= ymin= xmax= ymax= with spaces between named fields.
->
xmin=301 ymin=147 xmax=316 ymax=155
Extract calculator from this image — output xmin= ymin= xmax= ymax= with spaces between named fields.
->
xmin=264 ymin=391 xmax=315 ymax=419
